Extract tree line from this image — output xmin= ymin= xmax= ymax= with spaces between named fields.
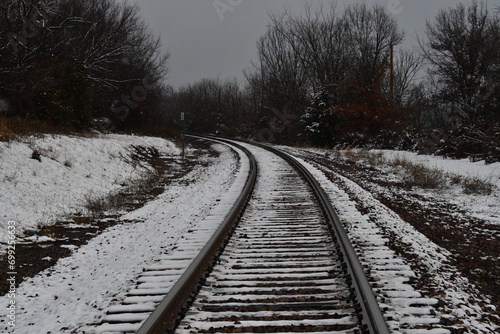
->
xmin=170 ymin=1 xmax=500 ymax=161
xmin=1 ymin=1 xmax=499 ymax=162
xmin=0 ymin=0 xmax=170 ymax=134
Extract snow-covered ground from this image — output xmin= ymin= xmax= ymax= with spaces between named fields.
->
xmin=1 ymin=137 xmax=498 ymax=333
xmin=374 ymin=149 xmax=500 ymax=188
xmin=374 ymin=150 xmax=500 ymax=226
xmin=291 ymin=154 xmax=497 ymax=333
xmin=0 ymin=138 xmax=240 ymax=333
xmin=280 ymin=146 xmax=499 ymax=333
xmin=292 ymin=147 xmax=500 ymax=226
xmin=0 ymin=134 xmax=180 ymax=254
xmin=366 ymin=149 xmax=500 ymax=225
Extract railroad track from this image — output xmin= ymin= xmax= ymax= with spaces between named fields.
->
xmin=95 ymin=137 xmax=445 ymax=334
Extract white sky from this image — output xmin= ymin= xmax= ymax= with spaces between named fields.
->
xmin=123 ymin=0 xmax=491 ymax=88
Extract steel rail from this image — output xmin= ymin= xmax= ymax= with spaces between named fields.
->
xmin=258 ymin=144 xmax=390 ymax=334
xmin=135 ymin=137 xmax=257 ymax=334
xmin=136 ymin=136 xmax=389 ymax=334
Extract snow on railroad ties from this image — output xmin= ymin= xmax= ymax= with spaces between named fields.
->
xmin=0 ymin=140 xmax=241 ymax=334
xmin=283 ymin=149 xmax=499 ymax=333
xmin=176 ymin=143 xmax=364 ymax=334
xmin=93 ymin=140 xmax=251 ymax=333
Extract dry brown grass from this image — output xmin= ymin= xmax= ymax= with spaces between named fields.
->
xmin=342 ymin=150 xmax=497 ymax=194
xmin=388 ymin=156 xmax=496 ymax=194
xmin=83 ymin=168 xmax=160 ymax=217
xmin=0 ymin=117 xmax=74 ymax=142
xmin=0 ymin=118 xmax=15 ymax=142
xmin=340 ymin=149 xmax=387 ymax=166
xmin=461 ymin=176 xmax=495 ymax=195
xmin=402 ymin=164 xmax=448 ymax=189
xmin=83 ymin=145 xmax=161 ymax=217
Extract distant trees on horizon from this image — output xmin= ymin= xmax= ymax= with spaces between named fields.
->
xmin=170 ymin=0 xmax=500 ymax=162
xmin=1 ymin=1 xmax=499 ymax=162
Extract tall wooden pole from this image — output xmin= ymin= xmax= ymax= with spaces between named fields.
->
xmin=390 ymin=44 xmax=394 ymax=107
xmin=259 ymin=80 xmax=263 ymax=113
xmin=181 ymin=112 xmax=185 ymax=159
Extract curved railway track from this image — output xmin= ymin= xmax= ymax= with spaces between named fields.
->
xmin=96 ymin=137 xmax=444 ymax=334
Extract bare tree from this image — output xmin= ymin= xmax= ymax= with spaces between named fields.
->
xmin=389 ymin=49 xmax=424 ymax=107
xmin=0 ymin=0 xmax=61 ymax=118
xmin=0 ymin=0 xmax=170 ymax=132
xmin=172 ymin=78 xmax=246 ymax=135
xmin=250 ymin=2 xmax=407 ymax=143
xmin=256 ymin=17 xmax=308 ymax=112
xmin=267 ymin=4 xmax=349 ymax=93
xmin=55 ymin=0 xmax=168 ymax=89
xmin=343 ymin=3 xmax=404 ymax=87
xmin=422 ymin=1 xmax=500 ymax=123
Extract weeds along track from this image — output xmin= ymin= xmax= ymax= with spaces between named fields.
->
xmin=96 ymin=138 xmax=445 ymax=334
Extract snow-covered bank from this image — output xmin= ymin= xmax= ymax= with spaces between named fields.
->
xmin=374 ymin=149 xmax=500 ymax=188
xmin=354 ymin=149 xmax=500 ymax=225
xmin=0 ymin=134 xmax=180 ymax=252
xmin=281 ymin=148 xmax=499 ymax=333
xmin=293 ymin=147 xmax=500 ymax=226
xmin=0 ymin=142 xmax=240 ymax=334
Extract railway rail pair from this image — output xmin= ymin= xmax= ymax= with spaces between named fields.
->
xmin=97 ymin=137 xmax=442 ymax=334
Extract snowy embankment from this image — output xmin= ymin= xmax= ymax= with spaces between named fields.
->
xmin=0 ymin=134 xmax=180 ymax=253
xmin=372 ymin=149 xmax=500 ymax=224
xmin=0 ymin=139 xmax=240 ymax=334
xmin=374 ymin=149 xmax=500 ymax=188
xmin=283 ymin=148 xmax=499 ymax=333
xmin=298 ymin=147 xmax=500 ymax=225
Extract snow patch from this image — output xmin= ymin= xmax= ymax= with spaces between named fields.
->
xmin=0 ymin=134 xmax=180 ymax=254
xmin=0 ymin=141 xmax=239 ymax=334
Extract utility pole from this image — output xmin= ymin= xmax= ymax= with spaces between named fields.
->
xmin=259 ymin=80 xmax=263 ymax=114
xmin=259 ymin=60 xmax=264 ymax=114
xmin=181 ymin=112 xmax=185 ymax=159
xmin=390 ymin=44 xmax=395 ymax=107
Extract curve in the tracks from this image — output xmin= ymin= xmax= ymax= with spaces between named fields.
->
xmin=138 ymin=138 xmax=389 ymax=334
xmin=134 ymin=138 xmax=258 ymax=334
xmin=100 ymin=137 xmax=390 ymax=334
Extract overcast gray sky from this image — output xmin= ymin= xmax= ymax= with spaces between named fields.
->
xmin=124 ymin=0 xmax=483 ymax=88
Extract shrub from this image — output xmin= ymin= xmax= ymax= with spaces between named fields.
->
xmin=0 ymin=118 xmax=15 ymax=142
xmin=363 ymin=151 xmax=386 ymax=166
xmin=401 ymin=163 xmax=448 ymax=189
xmin=389 ymin=156 xmax=447 ymax=189
xmin=83 ymin=192 xmax=113 ymax=216
xmin=0 ymin=117 xmax=73 ymax=141
xmin=461 ymin=176 xmax=495 ymax=195
xmin=436 ymin=121 xmax=500 ymax=163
